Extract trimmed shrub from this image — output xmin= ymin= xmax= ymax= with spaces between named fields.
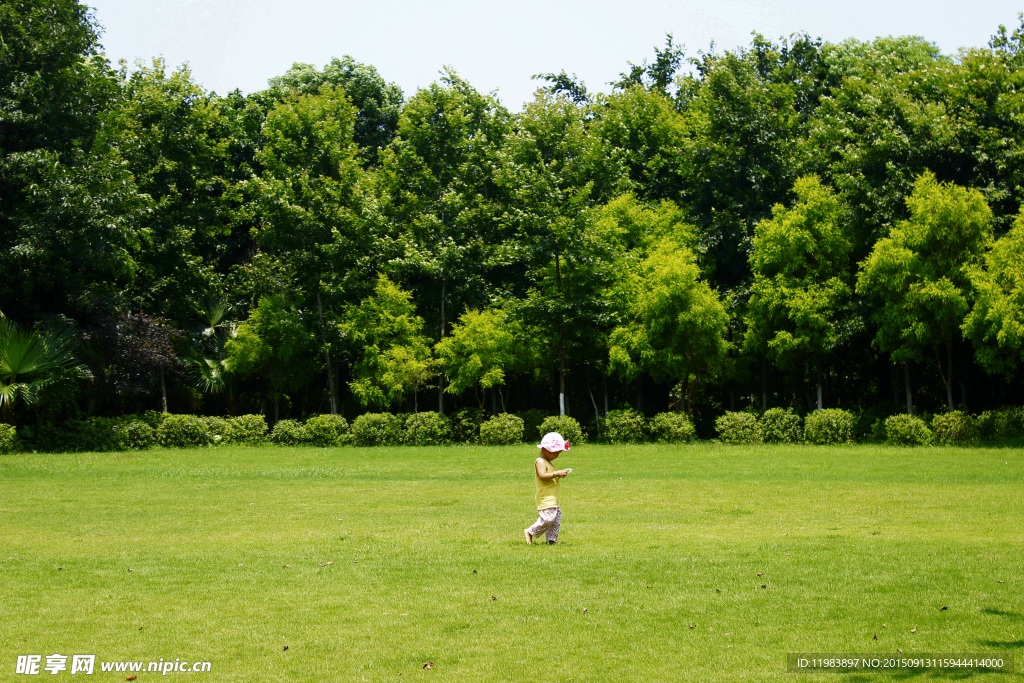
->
xmin=350 ymin=413 xmax=402 ymax=447
xmin=114 ymin=420 xmax=155 ymax=450
xmin=450 ymin=407 xmax=486 ymax=444
xmin=977 ymin=410 xmax=999 ymax=440
xmin=480 ymin=413 xmax=524 ymax=445
xmin=932 ymin=411 xmax=980 ymax=446
xmin=760 ymin=408 xmax=802 ymax=444
xmin=649 ymin=412 xmax=695 ymax=443
xmin=0 ymin=423 xmax=15 ymax=453
xmin=538 ymin=415 xmax=586 ymax=445
xmin=516 ymin=409 xmax=547 ymax=443
xmin=157 ymin=414 xmax=212 ymax=448
xmin=994 ymin=406 xmax=1024 ymax=438
xmin=226 ymin=414 xmax=268 ymax=445
xmin=141 ymin=411 xmax=168 ymax=430
xmin=715 ymin=411 xmax=763 ymax=444
xmin=804 ymin=409 xmax=856 ymax=445
xmin=203 ymin=417 xmax=231 ymax=445
xmin=270 ymin=419 xmax=310 ymax=446
xmin=603 ymin=409 xmax=648 ymax=443
xmin=884 ymin=414 xmax=933 ymax=446
xmin=403 ymin=412 xmax=452 ymax=446
xmin=305 ymin=414 xmax=349 ymax=447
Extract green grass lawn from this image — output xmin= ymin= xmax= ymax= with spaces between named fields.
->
xmin=2 ymin=442 xmax=1023 ymax=682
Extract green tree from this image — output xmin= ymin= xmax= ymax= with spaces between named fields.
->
xmin=246 ymin=84 xmax=372 ymax=415
xmin=857 ymin=172 xmax=993 ymax=411
xmin=608 ymin=241 xmax=729 ymax=416
xmin=226 ymin=295 xmax=316 ymax=424
xmin=340 ymin=275 xmax=434 ymax=411
xmin=964 ymin=209 xmax=1024 ymax=375
xmin=436 ymin=308 xmax=519 ymax=415
xmin=745 ymin=176 xmax=854 ymax=411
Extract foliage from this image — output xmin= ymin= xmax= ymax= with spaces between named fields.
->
xmin=350 ymin=413 xmax=403 ymax=447
xmin=402 ymin=412 xmax=452 ymax=446
xmin=538 ymin=415 xmax=586 ymax=446
xmin=715 ymin=412 xmax=764 ymax=444
xmin=0 ymin=423 xmax=15 ymax=453
xmin=648 ymin=412 xmax=695 ymax=443
xmin=603 ymin=409 xmax=648 ymax=443
xmin=884 ymin=414 xmax=934 ymax=446
xmin=0 ymin=312 xmax=90 ymax=415
xmin=116 ymin=419 xmax=155 ymax=450
xmin=226 ymin=414 xmax=269 ymax=446
xmin=342 ymin=276 xmax=435 ymax=411
xmin=803 ymin=409 xmax=856 ymax=445
xmin=269 ymin=419 xmax=310 ymax=446
xmin=609 ymin=240 xmax=729 ymax=415
xmin=480 ymin=413 xmax=525 ymax=446
xmin=450 ymin=407 xmax=487 ymax=444
xmin=931 ymin=411 xmax=980 ymax=447
xmin=437 ymin=309 xmax=518 ymax=412
xmin=156 ymin=414 xmax=212 ymax=448
xmin=760 ymin=407 xmax=803 ymax=444
xmin=304 ymin=414 xmax=349 ymax=447
xmin=516 ymin=410 xmax=548 ymax=443
xmin=994 ymin=407 xmax=1024 ymax=438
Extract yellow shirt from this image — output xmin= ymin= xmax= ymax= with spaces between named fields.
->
xmin=535 ymin=457 xmax=559 ymax=510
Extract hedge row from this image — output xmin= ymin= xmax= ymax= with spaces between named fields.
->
xmin=715 ymin=406 xmax=1024 ymax=446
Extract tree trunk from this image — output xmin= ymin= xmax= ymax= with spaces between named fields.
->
xmin=603 ymin=373 xmax=608 ymax=419
xmin=935 ymin=343 xmax=955 ymax=411
xmin=160 ymin=367 xmax=168 ymax=413
xmin=413 ymin=388 xmax=418 ymax=446
xmin=815 ymin=356 xmax=823 ymax=411
xmin=904 ymin=362 xmax=913 ymax=415
xmin=316 ymin=290 xmax=337 ymax=415
xmin=555 ymin=255 xmax=566 ymax=416
xmin=761 ymin=356 xmax=768 ymax=411
xmin=438 ymin=281 xmax=446 ymax=415
xmin=587 ymin=367 xmax=600 ymax=437
xmin=491 ymin=387 xmax=498 ymax=416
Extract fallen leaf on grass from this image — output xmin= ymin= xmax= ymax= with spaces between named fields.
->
xmin=283 ymin=565 xmax=291 ymax=568
xmin=756 ymin=573 xmax=763 ymax=577
xmin=57 ymin=568 xmax=62 ymax=571
xmin=491 ymin=596 xmax=498 ymax=600
xmin=472 ymin=570 xmax=477 ymax=574
xmin=126 ymin=677 xmax=137 ymax=681
xmin=283 ymin=646 xmax=288 ymax=651
xmin=318 ymin=563 xmax=326 ymax=567
xmin=761 ymin=585 xmax=767 ymax=589
xmin=940 ymin=606 xmax=948 ymax=611
xmin=327 ymin=562 xmax=333 ymax=565
xmin=582 ymin=607 xmax=589 ymax=613
xmin=999 ymin=580 xmax=1005 ymax=584
xmin=910 ymin=628 xmax=917 ymax=633
xmin=883 ymin=624 xmax=887 ymax=628
xmin=128 ymin=569 xmax=133 ymax=572
xmin=237 ymin=563 xmax=243 ymax=567
xmin=423 ymin=661 xmax=434 ymax=670
xmin=873 ymin=635 xmax=878 ymax=641
xmin=689 ymin=625 xmax=696 ymax=629
xmin=897 ymin=649 xmax=903 ymax=653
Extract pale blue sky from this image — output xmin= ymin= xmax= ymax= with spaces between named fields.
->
xmin=89 ymin=0 xmax=1021 ymax=109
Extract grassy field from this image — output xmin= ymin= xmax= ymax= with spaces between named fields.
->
xmin=2 ymin=442 xmax=1023 ymax=682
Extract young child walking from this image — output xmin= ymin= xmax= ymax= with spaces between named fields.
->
xmin=524 ymin=432 xmax=571 ymax=545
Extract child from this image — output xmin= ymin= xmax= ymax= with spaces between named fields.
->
xmin=524 ymin=432 xmax=571 ymax=545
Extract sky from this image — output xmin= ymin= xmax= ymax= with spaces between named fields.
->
xmin=88 ymin=0 xmax=1022 ymax=109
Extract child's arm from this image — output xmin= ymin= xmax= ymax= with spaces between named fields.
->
xmin=535 ymin=458 xmax=567 ymax=479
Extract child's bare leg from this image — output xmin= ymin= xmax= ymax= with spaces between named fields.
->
xmin=523 ymin=528 xmax=532 ymax=544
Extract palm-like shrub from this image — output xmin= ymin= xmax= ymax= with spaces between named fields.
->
xmin=0 ymin=312 xmax=89 ymax=418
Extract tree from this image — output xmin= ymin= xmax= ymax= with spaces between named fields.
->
xmin=82 ymin=309 xmax=181 ymax=413
xmin=247 ymin=83 xmax=371 ymax=415
xmin=378 ymin=69 xmax=512 ymax=413
xmin=0 ymin=312 xmax=89 ymax=423
xmin=608 ymin=241 xmax=729 ymax=416
xmin=964 ymin=209 xmax=1024 ymax=375
xmin=340 ymin=275 xmax=434 ymax=411
xmin=745 ymin=176 xmax=855 ymax=411
xmin=181 ymin=299 xmax=238 ymax=414
xmin=857 ymin=172 xmax=993 ymax=411
xmin=436 ymin=308 xmax=519 ymax=415
xmin=225 ymin=295 xmax=316 ymax=424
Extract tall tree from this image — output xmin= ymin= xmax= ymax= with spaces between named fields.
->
xmin=745 ymin=176 xmax=855 ymax=411
xmin=857 ymin=172 xmax=993 ymax=411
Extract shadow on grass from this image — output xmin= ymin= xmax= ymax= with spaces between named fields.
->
xmin=980 ymin=608 xmax=1023 ymax=621
xmin=976 ymin=640 xmax=1024 ymax=649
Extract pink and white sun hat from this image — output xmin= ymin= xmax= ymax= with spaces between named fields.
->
xmin=538 ymin=432 xmax=570 ymax=452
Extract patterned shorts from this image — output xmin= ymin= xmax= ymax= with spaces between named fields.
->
xmin=526 ymin=507 xmax=561 ymax=542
